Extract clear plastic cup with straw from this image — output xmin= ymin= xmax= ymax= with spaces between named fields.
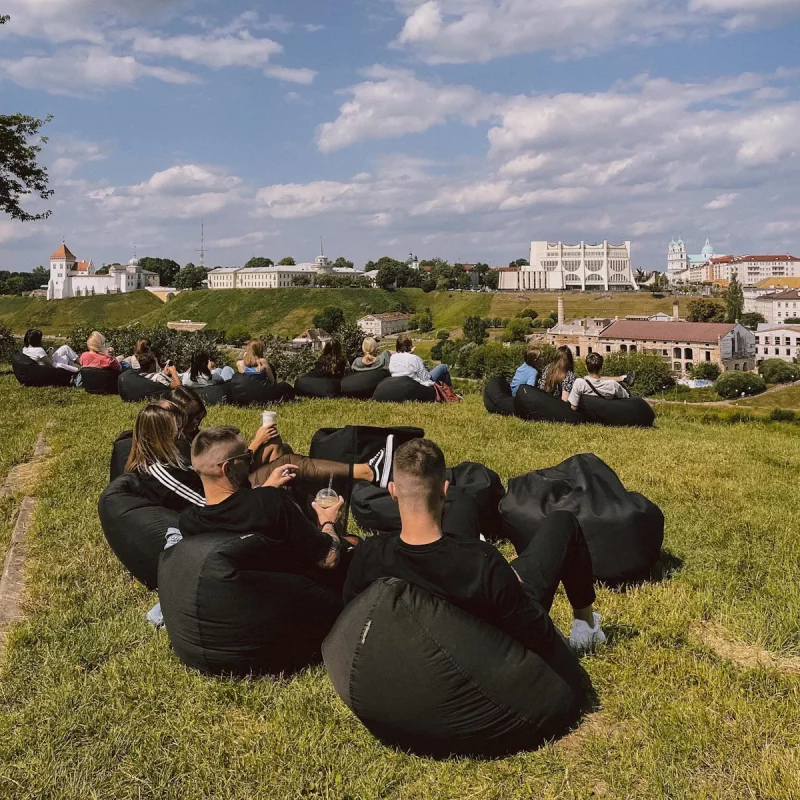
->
xmin=315 ymin=474 xmax=339 ymax=508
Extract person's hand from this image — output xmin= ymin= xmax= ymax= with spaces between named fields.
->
xmin=313 ymin=495 xmax=344 ymax=527
xmin=208 ymin=360 xmax=217 ymax=370
xmin=166 ymin=365 xmax=180 ymax=378
xmin=253 ymin=423 xmax=279 ymax=447
xmin=263 ymin=465 xmax=297 ymax=489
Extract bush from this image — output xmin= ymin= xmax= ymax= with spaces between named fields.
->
xmin=769 ymin=408 xmax=797 ymax=422
xmin=501 ymin=318 xmax=531 ymax=342
xmin=687 ymin=298 xmax=726 ymax=323
xmin=601 ymin=352 xmax=675 ymax=397
xmin=758 ymin=358 xmax=799 ymax=384
xmin=66 ymin=325 xmax=225 ymax=372
xmin=258 ymin=335 xmax=317 ymax=382
xmin=539 ymin=317 xmax=555 ymax=329
xmin=460 ymin=342 xmax=526 ymax=380
xmin=690 ymin=362 xmax=721 ymax=381
xmin=0 ymin=325 xmax=16 ymax=364
xmin=515 ymin=308 xmax=538 ymax=320
xmin=715 ymin=371 xmax=767 ymax=399
xmin=436 ymin=329 xmax=450 ymax=341
xmin=463 ymin=316 xmax=488 ymax=344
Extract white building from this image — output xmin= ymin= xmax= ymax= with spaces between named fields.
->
xmin=755 ymin=289 xmax=800 ymax=323
xmin=207 ymin=253 xmax=371 ymax=290
xmin=754 ymin=324 xmax=800 ymax=365
xmin=498 ymin=240 xmax=637 ymax=291
xmin=667 ymin=238 xmax=721 ymax=284
xmin=358 ymin=312 xmax=411 ymax=338
xmin=744 ymin=278 xmax=800 ymax=313
xmin=292 ymin=328 xmax=332 ymax=351
xmin=709 ymin=255 xmax=800 ymax=285
xmin=46 ymin=243 xmax=159 ymax=300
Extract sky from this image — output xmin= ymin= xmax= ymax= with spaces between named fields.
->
xmin=2 ymin=0 xmax=800 ymax=273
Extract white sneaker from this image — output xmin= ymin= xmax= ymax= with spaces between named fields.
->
xmin=569 ymin=612 xmax=606 ymax=651
xmin=368 ymin=434 xmax=395 ymax=489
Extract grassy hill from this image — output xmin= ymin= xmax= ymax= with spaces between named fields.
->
xmin=0 ymin=287 xmax=694 ymax=338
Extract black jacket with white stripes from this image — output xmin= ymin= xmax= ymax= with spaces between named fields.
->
xmin=133 ymin=462 xmax=206 ymax=513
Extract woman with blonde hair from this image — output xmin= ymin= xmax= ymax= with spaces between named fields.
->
xmin=79 ymin=330 xmax=121 ymax=372
xmin=125 ymin=401 xmax=205 ymax=511
xmin=352 ymin=337 xmax=391 ymax=372
xmin=236 ymin=338 xmax=276 ymax=383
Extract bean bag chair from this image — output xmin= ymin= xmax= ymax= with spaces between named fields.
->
xmin=340 ymin=369 xmax=390 ymax=400
xmin=294 ymin=373 xmax=342 ymax=399
xmin=579 ymin=396 xmax=655 ymax=428
xmin=158 ymin=532 xmax=342 ymax=676
xmin=190 ymin=381 xmax=231 ymax=406
xmin=483 ymin=376 xmax=516 ymax=417
xmin=11 ymin=352 xmax=74 ymax=388
xmin=229 ymin=373 xmax=295 ymax=407
xmin=372 ymin=376 xmax=436 ymax=403
xmin=110 ymin=431 xmax=133 ymax=482
xmin=323 ymin=578 xmax=586 ymax=757
xmin=500 ymin=453 xmax=664 ymax=585
xmin=513 ymin=385 xmax=584 ymax=425
xmin=98 ymin=474 xmax=179 ymax=590
xmin=80 ymin=367 xmax=119 ymax=395
xmin=118 ymin=369 xmax=170 ymax=402
xmin=351 ymin=461 xmax=505 ymax=541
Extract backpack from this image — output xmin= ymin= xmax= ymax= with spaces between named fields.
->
xmin=434 ymin=382 xmax=460 ymax=403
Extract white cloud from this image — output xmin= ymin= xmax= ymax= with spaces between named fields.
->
xmin=264 ymin=65 xmax=317 ymax=84
xmin=316 ymin=66 xmax=503 ymax=152
xmin=0 ymin=219 xmax=40 ymax=245
xmin=128 ymin=30 xmax=282 ymax=68
xmin=704 ymin=192 xmax=739 ymax=210
xmin=392 ymin=0 xmax=800 ymax=64
xmin=211 ymin=231 xmax=279 ymax=249
xmin=0 ymin=46 xmax=197 ymax=93
xmin=254 ymin=181 xmax=364 ymax=219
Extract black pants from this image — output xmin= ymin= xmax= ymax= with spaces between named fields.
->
xmin=510 ymin=511 xmax=596 ymax=612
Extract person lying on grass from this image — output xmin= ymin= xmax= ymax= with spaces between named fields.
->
xmin=179 ymin=425 xmax=349 ymax=585
xmin=569 ymin=352 xmax=636 ymax=411
xmin=343 ymin=438 xmax=606 ymax=654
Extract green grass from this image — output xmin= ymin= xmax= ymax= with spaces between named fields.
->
xmin=1 ymin=377 xmax=799 ymax=799
xmin=736 ymin=385 xmax=800 ymax=411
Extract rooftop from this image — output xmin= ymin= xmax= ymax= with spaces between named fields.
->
xmin=757 ymin=289 xmax=800 ymax=301
xmin=51 ymin=243 xmax=76 ymax=260
xmin=600 ymin=320 xmax=738 ymax=343
xmin=360 ymin=312 xmax=411 ymax=321
xmin=755 ymin=277 xmax=800 ymax=289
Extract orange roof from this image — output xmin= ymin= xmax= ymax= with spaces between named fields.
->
xmin=50 ymin=243 xmax=76 ymax=260
xmin=738 ymin=254 xmax=799 ymax=262
xmin=75 ymin=260 xmax=91 ymax=272
xmin=600 ymin=320 xmax=737 ymax=344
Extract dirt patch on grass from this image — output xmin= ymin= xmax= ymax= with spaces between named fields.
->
xmin=557 ymin=712 xmax=626 ymax=755
xmin=0 ymin=434 xmax=51 ymax=499
xmin=690 ymin=621 xmax=800 ymax=674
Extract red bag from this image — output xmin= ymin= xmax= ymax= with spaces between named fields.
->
xmin=434 ymin=382 xmax=461 ymax=403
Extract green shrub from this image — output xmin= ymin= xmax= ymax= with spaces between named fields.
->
xmin=461 ymin=342 xmax=526 ymax=379
xmin=0 ymin=325 xmax=16 ymax=364
xmin=436 ymin=329 xmax=450 ymax=341
xmin=769 ymin=408 xmax=797 ymax=422
xmin=258 ymin=335 xmax=317 ymax=382
xmin=758 ymin=358 xmax=799 ymax=384
xmin=539 ymin=317 xmax=555 ymax=329
xmin=515 ymin=308 xmax=538 ymax=320
xmin=715 ymin=371 xmax=767 ymax=399
xmin=601 ymin=352 xmax=675 ymax=397
xmin=690 ymin=362 xmax=721 ymax=381
xmin=501 ymin=318 xmax=531 ymax=342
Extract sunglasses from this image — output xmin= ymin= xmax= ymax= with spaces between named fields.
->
xmin=216 ymin=449 xmax=253 ymax=468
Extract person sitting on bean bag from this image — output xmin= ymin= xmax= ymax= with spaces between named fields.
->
xmin=344 ymin=438 xmax=606 ymax=653
xmin=537 ymin=346 xmax=576 ymax=402
xmin=390 ymin=333 xmax=452 ymax=387
xmin=568 ymin=353 xmax=635 ymax=411
xmin=125 ymin=401 xmax=206 ymax=513
xmin=510 ymin=347 xmax=543 ymax=398
xmin=352 ymin=337 xmax=391 ymax=372
xmin=137 ymin=352 xmax=182 ymax=389
xmin=79 ymin=331 xmax=122 ymax=372
xmin=123 ymin=338 xmax=158 ymax=371
xmin=309 ymin=339 xmax=350 ymax=380
xmin=22 ymin=328 xmax=80 ymax=374
xmin=181 ymin=351 xmax=235 ymax=387
xmin=236 ymin=339 xmax=276 ymax=383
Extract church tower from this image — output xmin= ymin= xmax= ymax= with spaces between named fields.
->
xmin=667 ymin=237 xmax=687 ymax=283
xmin=48 ymin=242 xmax=77 ymax=300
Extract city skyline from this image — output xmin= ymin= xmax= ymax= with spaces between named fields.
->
xmin=2 ymin=0 xmax=800 ymax=272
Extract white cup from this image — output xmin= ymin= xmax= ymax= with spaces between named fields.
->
xmin=262 ymin=411 xmax=277 ymax=427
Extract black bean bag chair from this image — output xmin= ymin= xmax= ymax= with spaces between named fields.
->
xmin=11 ymin=352 xmax=74 ymax=388
xmin=229 ymin=373 xmax=295 ymax=406
xmin=513 ymin=385 xmax=584 ymax=425
xmin=294 ymin=373 xmax=342 ymax=399
xmin=483 ymin=376 xmax=516 ymax=416
xmin=98 ymin=473 xmax=179 ymax=590
xmin=118 ymin=369 xmax=171 ymax=402
xmin=190 ymin=381 xmax=231 ymax=406
xmin=80 ymin=367 xmax=120 ymax=395
xmin=372 ymin=376 xmax=437 ymax=403
xmin=351 ymin=461 xmax=505 ymax=541
xmin=340 ymin=369 xmax=390 ymax=400
xmin=323 ymin=578 xmax=586 ymax=757
xmin=110 ymin=431 xmax=133 ymax=482
xmin=158 ymin=532 xmax=342 ymax=676
xmin=579 ymin=396 xmax=655 ymax=428
xmin=499 ymin=453 xmax=664 ymax=585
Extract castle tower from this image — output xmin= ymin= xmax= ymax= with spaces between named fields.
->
xmin=314 ymin=236 xmax=333 ymax=273
xmin=49 ymin=242 xmax=77 ymax=300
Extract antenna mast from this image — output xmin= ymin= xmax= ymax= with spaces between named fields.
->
xmin=196 ymin=220 xmax=207 ymax=267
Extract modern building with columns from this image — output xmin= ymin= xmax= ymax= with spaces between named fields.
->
xmin=499 ymin=240 xmax=637 ymax=291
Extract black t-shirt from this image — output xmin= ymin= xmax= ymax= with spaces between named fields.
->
xmin=343 ymin=534 xmax=558 ymax=659
xmin=179 ymin=486 xmax=333 ymax=572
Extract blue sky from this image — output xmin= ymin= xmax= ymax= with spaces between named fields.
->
xmin=2 ymin=0 xmax=800 ymax=272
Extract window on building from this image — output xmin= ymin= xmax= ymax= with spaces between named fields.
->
xmin=786 ymin=338 xmax=791 ymax=346
xmin=606 ymin=345 xmax=611 ymax=352
xmin=684 ymin=348 xmax=693 ymax=360
xmin=775 ymin=348 xmax=780 ymax=355
xmin=588 ymin=347 xmax=593 ymax=354
xmin=620 ymin=344 xmax=628 ymax=352
xmin=575 ymin=346 xmax=581 ymax=357
xmin=673 ymin=347 xmax=681 ymax=358
xmin=705 ymin=351 xmax=711 ymax=361
xmin=775 ymin=337 xmax=781 ymax=345
xmin=788 ymin=349 xmax=792 ymax=356
xmin=673 ymin=362 xmax=681 ymax=372
xmin=755 ymin=336 xmax=760 ymax=344
xmin=630 ymin=345 xmax=637 ymax=353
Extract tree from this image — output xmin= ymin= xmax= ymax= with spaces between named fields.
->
xmin=690 ymin=362 xmax=721 ymax=381
xmin=457 ymin=273 xmax=471 ymax=289
xmin=509 ymin=258 xmax=529 ymax=267
xmin=175 ymin=263 xmax=209 ymax=290
xmin=413 ymin=310 xmax=434 ymax=333
xmin=278 ymin=256 xmax=295 ymax=266
xmin=1 ymin=110 xmax=54 ymax=221
xmin=740 ymin=312 xmax=765 ymax=329
xmin=95 ymin=265 xmax=110 ymax=275
xmin=516 ymin=308 xmax=539 ymax=320
xmin=785 ymin=317 xmax=800 ymax=324
xmin=139 ymin=257 xmax=181 ymax=286
xmin=501 ymin=318 xmax=532 ymax=342
xmin=292 ymin=275 xmax=311 ymax=287
xmin=436 ymin=329 xmax=450 ymax=341
xmin=687 ymin=297 xmax=726 ymax=323
xmin=483 ymin=271 xmax=499 ymax=290
xmin=333 ymin=256 xmax=354 ymax=269
xmin=244 ymin=256 xmax=274 ymax=270
xmin=724 ymin=274 xmax=744 ymax=323
xmin=436 ymin=278 xmax=449 ymax=292
xmin=30 ymin=265 xmax=49 ymax=287
xmin=463 ymin=316 xmax=488 ymax=344
xmin=312 ymin=306 xmax=345 ymax=333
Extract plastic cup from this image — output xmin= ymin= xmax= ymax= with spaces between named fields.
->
xmin=315 ymin=487 xmax=339 ymax=509
xmin=262 ymin=411 xmax=277 ymax=427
